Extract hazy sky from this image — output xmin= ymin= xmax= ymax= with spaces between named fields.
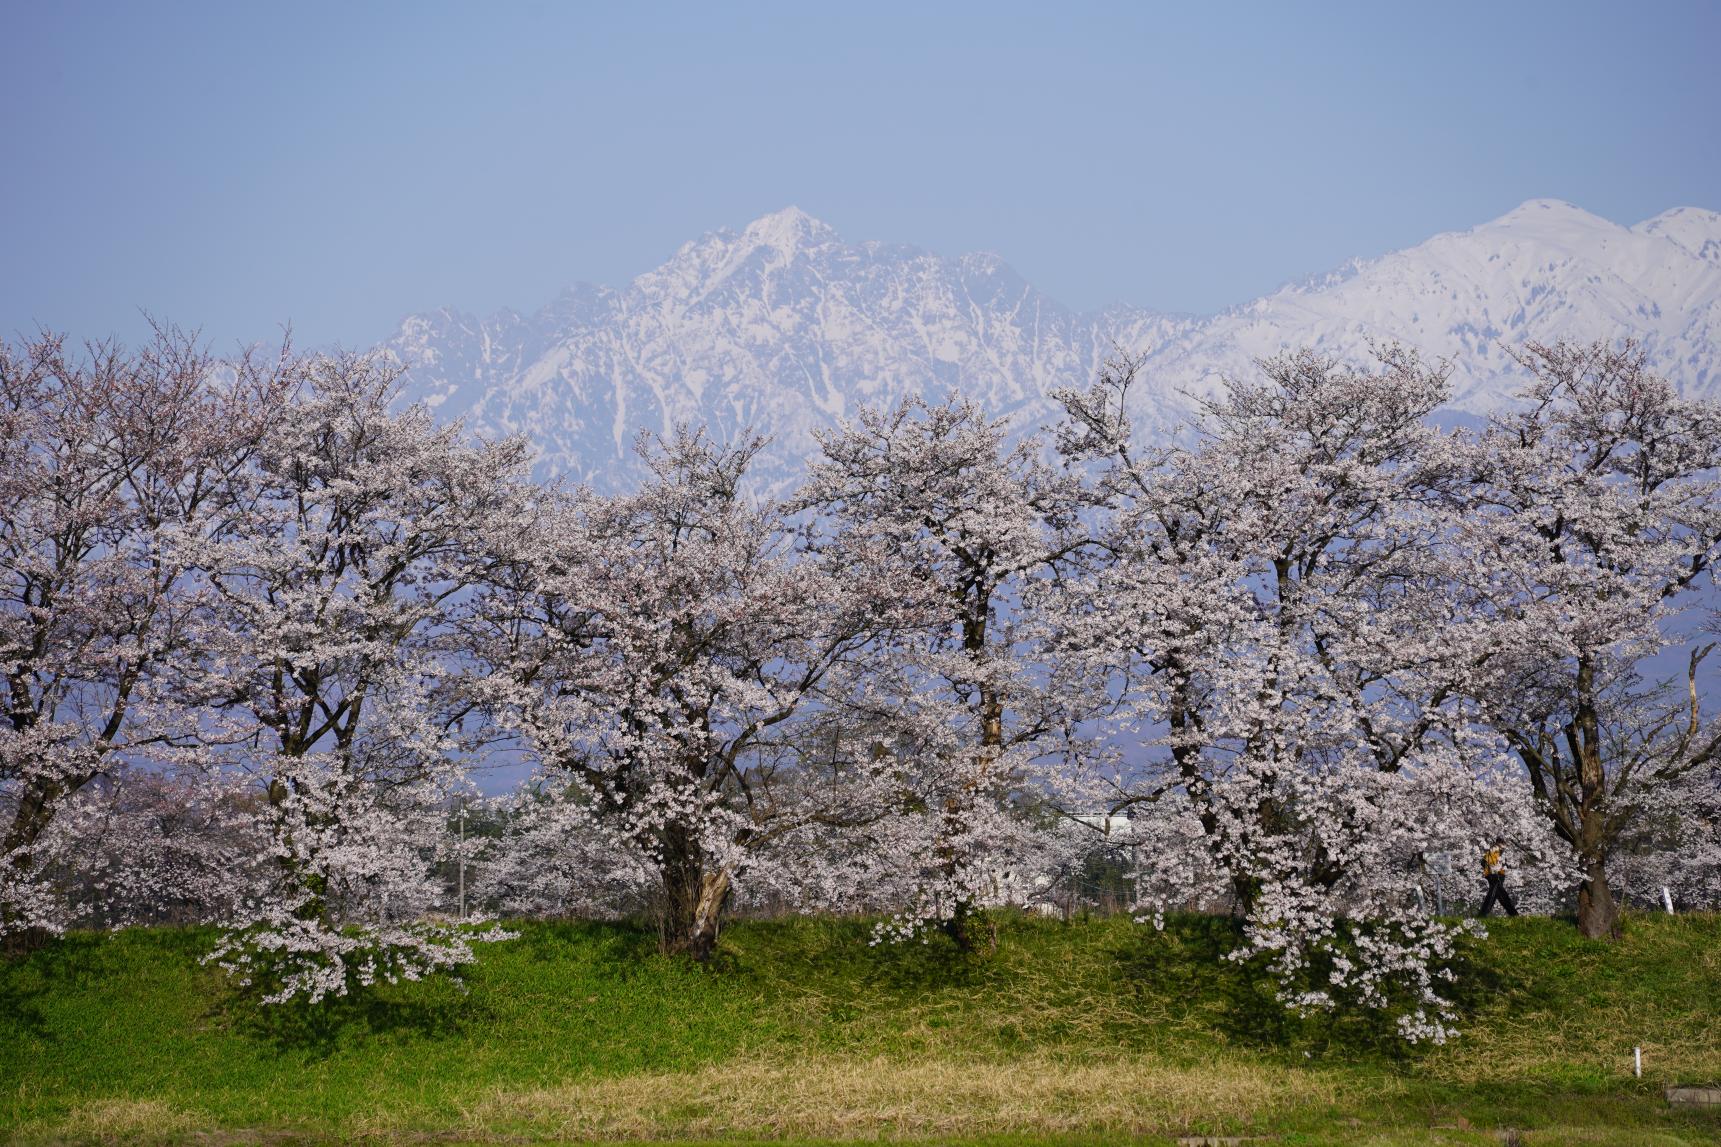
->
xmin=4 ymin=0 xmax=1718 ymax=351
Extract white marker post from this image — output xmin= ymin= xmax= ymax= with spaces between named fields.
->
xmin=1635 ymin=1047 xmax=1643 ymax=1078
xmin=1662 ymin=886 xmax=1675 ymax=914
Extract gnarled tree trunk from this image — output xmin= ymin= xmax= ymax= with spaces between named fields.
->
xmin=658 ymin=828 xmax=731 ymax=961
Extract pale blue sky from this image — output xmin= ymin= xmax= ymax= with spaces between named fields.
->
xmin=4 ymin=1 xmax=1718 ymax=350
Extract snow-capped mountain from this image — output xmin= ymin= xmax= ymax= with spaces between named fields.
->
xmin=1157 ymin=199 xmax=1721 ymax=413
xmin=384 ymin=200 xmax=1721 ymax=488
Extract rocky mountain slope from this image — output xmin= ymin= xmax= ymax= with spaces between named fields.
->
xmin=384 ymin=200 xmax=1721 ymax=488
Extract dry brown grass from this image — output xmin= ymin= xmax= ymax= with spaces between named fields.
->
xmin=49 ymin=1097 xmax=202 ymax=1142
xmin=447 ymin=1053 xmax=1355 ymax=1141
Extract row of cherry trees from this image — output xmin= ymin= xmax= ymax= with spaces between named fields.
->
xmin=3 ymin=328 xmax=1717 ymax=1036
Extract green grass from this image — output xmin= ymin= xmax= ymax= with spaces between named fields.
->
xmin=2 ymin=912 xmax=1718 ymax=1145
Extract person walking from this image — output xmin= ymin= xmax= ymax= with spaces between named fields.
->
xmin=1479 ymin=843 xmax=1519 ymax=917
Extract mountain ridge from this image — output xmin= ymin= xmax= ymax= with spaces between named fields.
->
xmin=383 ymin=200 xmax=1721 ymax=489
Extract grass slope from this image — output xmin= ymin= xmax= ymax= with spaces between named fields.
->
xmin=2 ymin=913 xmax=1718 ymax=1145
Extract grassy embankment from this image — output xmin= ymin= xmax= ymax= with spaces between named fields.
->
xmin=3 ymin=912 xmax=1719 ymax=1146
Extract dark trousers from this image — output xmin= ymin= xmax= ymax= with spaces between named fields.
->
xmin=1479 ymin=873 xmax=1518 ymax=916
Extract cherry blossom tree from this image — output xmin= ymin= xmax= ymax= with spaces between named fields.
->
xmin=187 ymin=352 xmax=530 ymax=1001
xmin=1052 ymin=350 xmax=1560 ymax=1041
xmin=795 ymin=396 xmax=1095 ymax=946
xmin=466 ymin=428 xmax=906 ymax=959
xmin=1 ymin=328 xmax=282 ymax=950
xmin=1455 ymin=342 xmax=1721 ymax=938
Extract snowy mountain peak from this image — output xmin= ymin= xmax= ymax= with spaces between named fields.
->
xmin=1475 ymin=198 xmax=1625 ymax=240
xmin=1635 ymin=206 xmax=1721 ymax=265
xmin=385 ymin=201 xmax=1721 ymax=491
xmin=739 ymin=205 xmax=839 ymax=252
xmin=1494 ymin=197 xmax=1605 ymax=220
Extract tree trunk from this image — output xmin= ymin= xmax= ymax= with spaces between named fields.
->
xmin=1571 ymin=658 xmax=1618 ymax=940
xmin=939 ymin=893 xmax=980 ymax=950
xmin=658 ymin=829 xmax=730 ymax=961
xmin=1576 ymin=854 xmax=1618 ymax=939
xmin=932 ymin=665 xmax=1003 ymax=953
xmin=3 ymin=774 xmax=65 ymax=863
